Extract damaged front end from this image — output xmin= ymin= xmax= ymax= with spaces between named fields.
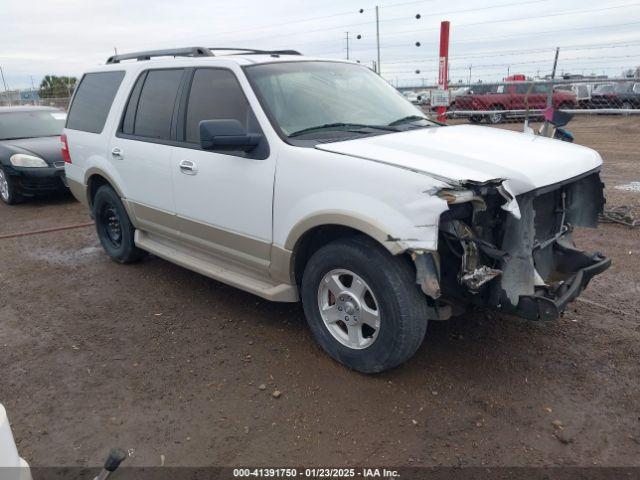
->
xmin=416 ymin=169 xmax=611 ymax=321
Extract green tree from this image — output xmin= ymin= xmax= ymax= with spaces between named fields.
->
xmin=39 ymin=75 xmax=77 ymax=98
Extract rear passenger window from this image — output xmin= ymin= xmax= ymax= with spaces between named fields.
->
xmin=133 ymin=69 xmax=184 ymax=140
xmin=185 ymin=69 xmax=250 ymax=143
xmin=66 ymin=71 xmax=125 ymax=133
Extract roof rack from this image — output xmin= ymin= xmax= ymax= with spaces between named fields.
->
xmin=208 ymin=48 xmax=302 ymax=56
xmin=105 ymin=47 xmax=302 ymax=64
xmin=106 ymin=47 xmax=213 ymax=64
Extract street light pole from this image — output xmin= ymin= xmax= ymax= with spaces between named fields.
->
xmin=375 ymin=6 xmax=381 ymax=74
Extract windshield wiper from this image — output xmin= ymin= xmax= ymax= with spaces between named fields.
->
xmin=387 ymin=115 xmax=431 ymax=126
xmin=288 ymin=122 xmax=399 ymax=138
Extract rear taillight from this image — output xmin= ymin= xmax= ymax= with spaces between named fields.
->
xmin=61 ymin=133 xmax=71 ymax=164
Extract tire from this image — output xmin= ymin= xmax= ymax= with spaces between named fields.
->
xmin=558 ymin=102 xmax=572 ymax=111
xmin=487 ymin=105 xmax=504 ymax=124
xmin=301 ymin=236 xmax=428 ymax=373
xmin=93 ymin=185 xmax=144 ymax=263
xmin=0 ymin=166 xmax=24 ymax=205
xmin=469 ymin=115 xmax=483 ymax=124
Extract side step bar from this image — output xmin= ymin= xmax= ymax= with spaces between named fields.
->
xmin=135 ymin=230 xmax=299 ymax=302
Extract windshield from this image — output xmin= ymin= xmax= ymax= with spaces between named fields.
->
xmin=0 ymin=110 xmax=66 ymax=140
xmin=245 ymin=61 xmax=428 ymax=138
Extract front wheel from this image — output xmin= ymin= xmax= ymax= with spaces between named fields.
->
xmin=93 ymin=185 xmax=144 ymax=263
xmin=0 ymin=167 xmax=24 ymax=205
xmin=301 ymin=236 xmax=429 ymax=373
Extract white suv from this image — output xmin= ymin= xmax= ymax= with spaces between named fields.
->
xmin=64 ymin=47 xmax=610 ymax=373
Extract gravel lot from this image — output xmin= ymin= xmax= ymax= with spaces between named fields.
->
xmin=1 ymin=116 xmax=639 ymax=468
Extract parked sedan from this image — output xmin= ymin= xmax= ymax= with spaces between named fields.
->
xmin=0 ymin=106 xmax=67 ymax=204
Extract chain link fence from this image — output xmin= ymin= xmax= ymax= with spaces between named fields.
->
xmin=0 ymin=90 xmax=70 ymax=110
xmin=408 ymin=77 xmax=640 ymax=125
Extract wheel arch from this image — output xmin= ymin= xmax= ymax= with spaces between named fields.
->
xmin=283 ymin=213 xmax=411 ymax=287
xmin=83 ymin=168 xmax=137 ymax=224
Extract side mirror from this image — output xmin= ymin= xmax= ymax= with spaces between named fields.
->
xmin=199 ymin=119 xmax=262 ymax=152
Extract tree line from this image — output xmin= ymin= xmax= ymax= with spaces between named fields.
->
xmin=39 ymin=75 xmax=78 ymax=98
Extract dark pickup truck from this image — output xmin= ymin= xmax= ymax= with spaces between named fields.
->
xmin=455 ymin=83 xmax=577 ymax=124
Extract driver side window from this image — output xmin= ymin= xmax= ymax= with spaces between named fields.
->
xmin=185 ymin=69 xmax=251 ymax=144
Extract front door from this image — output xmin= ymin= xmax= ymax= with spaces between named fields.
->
xmin=171 ymin=68 xmax=276 ymax=274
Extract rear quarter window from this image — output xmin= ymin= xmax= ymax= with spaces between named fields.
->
xmin=66 ymin=71 xmax=125 ymax=134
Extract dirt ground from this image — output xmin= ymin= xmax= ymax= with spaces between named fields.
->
xmin=0 ymin=116 xmax=639 ymax=469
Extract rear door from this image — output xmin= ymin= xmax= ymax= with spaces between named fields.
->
xmin=111 ymin=68 xmax=187 ymax=236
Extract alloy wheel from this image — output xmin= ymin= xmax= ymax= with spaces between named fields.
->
xmin=0 ymin=169 xmax=9 ymax=203
xmin=317 ymin=269 xmax=381 ymax=349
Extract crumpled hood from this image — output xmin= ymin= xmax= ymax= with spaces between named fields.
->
xmin=315 ymin=125 xmax=602 ymax=195
xmin=1 ymin=136 xmax=63 ymax=166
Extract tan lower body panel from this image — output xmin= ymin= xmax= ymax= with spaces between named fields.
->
xmin=135 ymin=230 xmax=298 ymax=302
xmin=67 ymin=178 xmax=89 ymax=208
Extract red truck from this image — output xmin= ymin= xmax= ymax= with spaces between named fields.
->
xmin=455 ymin=83 xmax=577 ymax=124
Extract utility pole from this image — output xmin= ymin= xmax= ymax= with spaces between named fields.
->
xmin=468 ymin=65 xmax=472 ymax=86
xmin=542 ymin=47 xmax=560 ymax=137
xmin=375 ymin=6 xmax=381 ymax=74
xmin=345 ymin=32 xmax=350 ymax=60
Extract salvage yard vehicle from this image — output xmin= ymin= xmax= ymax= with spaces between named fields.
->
xmin=64 ymin=47 xmax=610 ymax=373
xmin=590 ymin=81 xmax=640 ymax=110
xmin=0 ymin=404 xmax=31 ymax=480
xmin=456 ymin=83 xmax=577 ymax=124
xmin=0 ymin=106 xmax=68 ymax=204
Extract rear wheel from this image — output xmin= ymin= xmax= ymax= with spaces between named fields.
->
xmin=301 ymin=236 xmax=428 ymax=373
xmin=0 ymin=166 xmax=23 ymax=205
xmin=93 ymin=185 xmax=144 ymax=263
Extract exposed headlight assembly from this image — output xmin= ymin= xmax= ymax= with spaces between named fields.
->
xmin=9 ymin=154 xmax=48 ymax=168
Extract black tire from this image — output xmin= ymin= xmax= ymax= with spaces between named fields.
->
xmin=301 ymin=236 xmax=428 ymax=373
xmin=469 ymin=115 xmax=483 ymax=124
xmin=93 ymin=185 xmax=144 ymax=263
xmin=487 ymin=105 xmax=504 ymax=124
xmin=0 ymin=166 xmax=24 ymax=205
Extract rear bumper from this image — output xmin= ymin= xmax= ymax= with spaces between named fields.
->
xmin=505 ymin=250 xmax=611 ymax=321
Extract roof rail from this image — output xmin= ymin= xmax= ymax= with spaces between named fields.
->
xmin=106 ymin=47 xmax=213 ymax=64
xmin=208 ymin=48 xmax=302 ymax=56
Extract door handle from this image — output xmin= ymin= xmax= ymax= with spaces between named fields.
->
xmin=179 ymin=160 xmax=198 ymax=175
xmin=111 ymin=147 xmax=124 ymax=160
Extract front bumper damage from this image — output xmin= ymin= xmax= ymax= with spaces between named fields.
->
xmin=413 ymin=168 xmax=611 ymax=321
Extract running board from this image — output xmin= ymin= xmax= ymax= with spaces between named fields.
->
xmin=135 ymin=230 xmax=299 ymax=302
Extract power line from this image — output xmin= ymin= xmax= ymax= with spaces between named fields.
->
xmin=375 ymin=1 xmax=640 ymax=40
xmin=379 ymin=40 xmax=640 ymax=65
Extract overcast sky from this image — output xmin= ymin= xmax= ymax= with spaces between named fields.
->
xmin=1 ymin=0 xmax=639 ymax=90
